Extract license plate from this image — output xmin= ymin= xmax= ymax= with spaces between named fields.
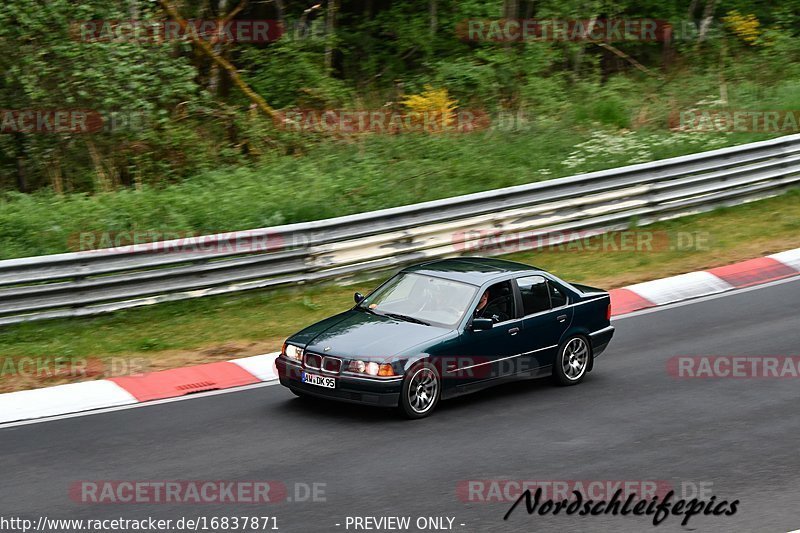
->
xmin=302 ymin=372 xmax=336 ymax=389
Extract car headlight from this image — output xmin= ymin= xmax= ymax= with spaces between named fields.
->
xmin=347 ymin=360 xmax=395 ymax=377
xmin=282 ymin=343 xmax=304 ymax=362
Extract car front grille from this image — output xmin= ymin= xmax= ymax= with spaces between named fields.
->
xmin=304 ymin=353 xmax=322 ymax=369
xmin=304 ymin=352 xmax=342 ymax=374
xmin=322 ymin=356 xmax=342 ymax=374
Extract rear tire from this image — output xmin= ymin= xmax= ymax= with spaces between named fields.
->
xmin=553 ymin=335 xmax=591 ymax=386
xmin=398 ymin=362 xmax=441 ymax=419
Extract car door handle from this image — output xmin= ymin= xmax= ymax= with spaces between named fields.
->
xmin=557 ymin=314 xmax=567 ymax=322
xmin=508 ymin=327 xmax=520 ymax=335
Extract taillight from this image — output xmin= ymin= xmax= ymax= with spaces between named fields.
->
xmin=606 ymin=303 xmax=612 ymax=320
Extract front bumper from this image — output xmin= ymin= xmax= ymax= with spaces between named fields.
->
xmin=276 ymin=357 xmax=402 ymax=407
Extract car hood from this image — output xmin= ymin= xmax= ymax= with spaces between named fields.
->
xmin=288 ymin=309 xmax=450 ymax=359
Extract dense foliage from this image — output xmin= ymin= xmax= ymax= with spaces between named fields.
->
xmin=0 ymin=0 xmax=798 ymax=258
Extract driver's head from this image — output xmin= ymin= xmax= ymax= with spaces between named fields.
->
xmin=477 ymin=289 xmax=489 ymax=310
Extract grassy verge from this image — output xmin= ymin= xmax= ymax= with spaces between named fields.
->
xmin=0 ymin=128 xmax=771 ymax=260
xmin=0 ymin=189 xmax=797 ymax=393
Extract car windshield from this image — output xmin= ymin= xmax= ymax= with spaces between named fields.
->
xmin=358 ymin=272 xmax=477 ymax=329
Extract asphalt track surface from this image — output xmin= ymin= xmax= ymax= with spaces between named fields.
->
xmin=2 ymin=277 xmax=800 ymax=533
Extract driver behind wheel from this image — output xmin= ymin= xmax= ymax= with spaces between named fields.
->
xmin=474 ymin=286 xmax=510 ymax=323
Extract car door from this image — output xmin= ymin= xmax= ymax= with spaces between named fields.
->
xmin=515 ymin=275 xmax=573 ymax=373
xmin=452 ymin=280 xmax=525 ymax=386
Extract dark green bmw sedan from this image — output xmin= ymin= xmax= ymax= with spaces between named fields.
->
xmin=276 ymin=257 xmax=614 ymax=419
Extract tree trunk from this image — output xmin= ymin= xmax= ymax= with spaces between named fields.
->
xmin=274 ymin=0 xmax=284 ymax=28
xmin=325 ymin=0 xmax=337 ymax=71
xmin=523 ymin=0 xmax=535 ymax=19
xmin=429 ymin=0 xmax=437 ymax=36
xmin=87 ymin=140 xmax=112 ymax=192
xmin=298 ymin=3 xmax=322 ymax=39
xmin=48 ymin=154 xmax=63 ymax=195
xmin=572 ymin=16 xmax=599 ymax=77
xmin=208 ymin=0 xmax=228 ymax=95
xmin=698 ymin=0 xmax=717 ymax=42
xmin=687 ymin=0 xmax=699 ymax=20
xmin=14 ymin=134 xmax=26 ymax=193
xmin=502 ymin=0 xmax=518 ymax=19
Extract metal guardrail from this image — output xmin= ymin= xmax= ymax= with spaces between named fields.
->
xmin=1 ymin=133 xmax=799 ymax=325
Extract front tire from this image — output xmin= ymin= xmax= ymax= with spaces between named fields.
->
xmin=398 ymin=362 xmax=441 ymax=419
xmin=553 ymin=335 xmax=591 ymax=386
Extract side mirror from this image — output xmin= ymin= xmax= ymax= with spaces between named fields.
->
xmin=354 ymin=292 xmax=365 ymax=304
xmin=471 ymin=318 xmax=494 ymax=331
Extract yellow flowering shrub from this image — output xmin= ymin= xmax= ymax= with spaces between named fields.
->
xmin=400 ymin=86 xmax=459 ymax=132
xmin=722 ymin=11 xmax=760 ymax=44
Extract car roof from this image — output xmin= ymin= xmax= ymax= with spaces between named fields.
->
xmin=401 ymin=257 xmax=545 ymax=285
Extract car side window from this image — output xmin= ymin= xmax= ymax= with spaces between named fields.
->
xmin=474 ymin=280 xmax=515 ymax=323
xmin=548 ymin=281 xmax=568 ymax=308
xmin=517 ymin=275 xmax=551 ymax=316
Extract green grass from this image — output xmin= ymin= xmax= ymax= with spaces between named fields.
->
xmin=0 ymin=188 xmax=797 ymax=392
xmin=0 ymin=127 xmax=773 ymax=260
